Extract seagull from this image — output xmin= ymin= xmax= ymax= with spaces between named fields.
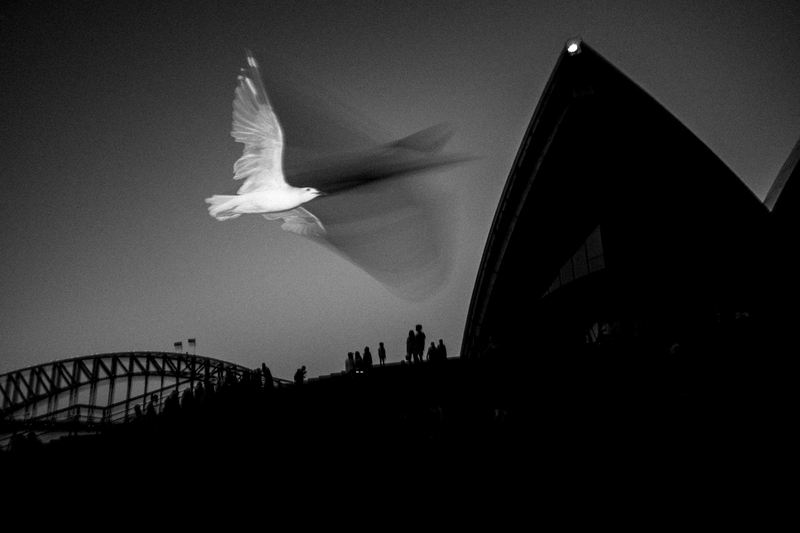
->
xmin=205 ymin=51 xmax=473 ymax=299
xmin=205 ymin=51 xmax=326 ymax=236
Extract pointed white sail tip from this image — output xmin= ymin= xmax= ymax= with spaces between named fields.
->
xmin=247 ymin=56 xmax=257 ymax=67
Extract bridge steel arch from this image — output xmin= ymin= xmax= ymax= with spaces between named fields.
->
xmin=0 ymin=352 xmax=286 ymax=449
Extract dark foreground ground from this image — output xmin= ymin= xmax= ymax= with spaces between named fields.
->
xmin=1 ymin=339 xmax=793 ymax=522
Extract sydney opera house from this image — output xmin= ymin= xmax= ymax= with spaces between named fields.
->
xmin=459 ymin=39 xmax=797 ymax=482
xmin=465 ymin=39 xmax=795 ymax=391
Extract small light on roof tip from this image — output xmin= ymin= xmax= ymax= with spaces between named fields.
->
xmin=566 ymin=38 xmax=582 ymax=55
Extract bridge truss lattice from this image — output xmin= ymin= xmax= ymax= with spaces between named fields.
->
xmin=0 ymin=352 xmax=281 ymax=449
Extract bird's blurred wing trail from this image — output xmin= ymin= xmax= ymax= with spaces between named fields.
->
xmin=304 ymin=177 xmax=456 ymax=302
xmin=389 ymin=123 xmax=454 ymax=153
xmin=231 ymin=51 xmax=285 ymax=194
xmin=287 ymin=124 xmax=476 ymax=195
xmin=263 ymin=207 xmax=325 ymax=237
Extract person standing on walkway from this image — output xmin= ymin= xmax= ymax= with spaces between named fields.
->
xmin=427 ymin=341 xmax=437 ymax=362
xmin=294 ymin=366 xmax=306 ymax=385
xmin=437 ymin=339 xmax=447 ymax=362
xmin=363 ymin=346 xmax=373 ymax=369
xmin=378 ymin=342 xmax=386 ymax=367
xmin=414 ymin=324 xmax=426 ymax=363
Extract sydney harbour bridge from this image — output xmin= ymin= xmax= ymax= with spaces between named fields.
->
xmin=0 ymin=351 xmax=289 ymax=451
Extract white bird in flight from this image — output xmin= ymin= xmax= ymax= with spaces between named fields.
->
xmin=205 ymin=51 xmax=473 ymax=299
xmin=205 ymin=51 xmax=326 ymax=236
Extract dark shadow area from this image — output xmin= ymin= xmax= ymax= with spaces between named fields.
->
xmin=0 ymin=357 xmax=527 ymax=510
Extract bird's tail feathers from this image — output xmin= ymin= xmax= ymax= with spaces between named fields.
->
xmin=205 ymin=195 xmax=241 ymax=221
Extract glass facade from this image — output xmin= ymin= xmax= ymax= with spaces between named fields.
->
xmin=543 ymin=225 xmax=604 ymax=297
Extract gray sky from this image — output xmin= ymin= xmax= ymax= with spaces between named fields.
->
xmin=2 ymin=0 xmax=799 ymax=380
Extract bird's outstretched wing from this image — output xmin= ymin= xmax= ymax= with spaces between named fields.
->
xmin=263 ymin=207 xmax=325 ymax=237
xmin=231 ymin=51 xmax=285 ymax=194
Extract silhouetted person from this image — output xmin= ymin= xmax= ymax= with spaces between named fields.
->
xmin=294 ymin=365 xmax=306 ymax=385
xmin=10 ymin=431 xmax=41 ymax=455
xmin=224 ymin=368 xmax=237 ymax=389
xmin=170 ymin=388 xmax=180 ymax=407
xmin=406 ymin=330 xmax=415 ymax=364
xmin=414 ymin=324 xmax=426 ymax=363
xmin=363 ymin=346 xmax=373 ymax=369
xmin=26 ymin=431 xmax=43 ymax=452
xmin=204 ymin=380 xmax=216 ymax=403
xmin=163 ymin=389 xmax=179 ymax=420
xmin=346 ymin=352 xmax=355 ymax=374
xmin=133 ymin=404 xmax=143 ymax=423
xmin=262 ymin=363 xmax=274 ymax=391
xmin=426 ymin=341 xmax=436 ymax=362
xmin=378 ymin=342 xmax=386 ymax=367
xmin=180 ymin=386 xmax=195 ymax=412
xmin=146 ymin=394 xmax=159 ymax=422
xmin=355 ymin=351 xmax=363 ymax=373
xmin=437 ymin=339 xmax=447 ymax=362
xmin=194 ymin=381 xmax=205 ymax=404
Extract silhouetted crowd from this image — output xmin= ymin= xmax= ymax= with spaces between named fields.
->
xmin=125 ymin=364 xmax=279 ymax=431
xmin=2 ymin=324 xmax=472 ymax=475
xmin=345 ymin=324 xmax=448 ymax=375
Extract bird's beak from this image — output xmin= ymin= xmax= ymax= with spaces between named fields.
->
xmin=316 ymin=191 xmax=327 ymax=197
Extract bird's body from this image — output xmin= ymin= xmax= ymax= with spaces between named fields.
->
xmin=208 ymin=188 xmax=317 ymax=218
xmin=206 ymin=51 xmax=325 ymax=234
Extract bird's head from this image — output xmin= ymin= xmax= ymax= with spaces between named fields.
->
xmin=299 ymin=187 xmax=325 ymax=202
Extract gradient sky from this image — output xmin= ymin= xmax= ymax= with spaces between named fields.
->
xmin=2 ymin=0 xmax=799 ymax=380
